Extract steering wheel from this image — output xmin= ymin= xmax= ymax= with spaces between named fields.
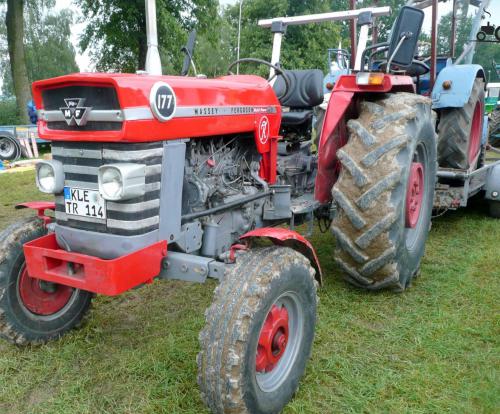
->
xmin=227 ymin=58 xmax=291 ymax=100
xmin=378 ymin=59 xmax=430 ymax=77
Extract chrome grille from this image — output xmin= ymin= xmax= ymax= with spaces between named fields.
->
xmin=52 ymin=141 xmax=163 ymax=236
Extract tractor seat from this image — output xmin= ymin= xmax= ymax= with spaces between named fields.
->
xmin=273 ymin=69 xmax=324 ymax=126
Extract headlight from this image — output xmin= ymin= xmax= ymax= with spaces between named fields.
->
xmin=98 ymin=164 xmax=146 ymax=201
xmin=36 ymin=160 xmax=64 ymax=193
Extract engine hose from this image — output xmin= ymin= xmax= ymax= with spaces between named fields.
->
xmin=181 ymin=191 xmax=271 ymax=223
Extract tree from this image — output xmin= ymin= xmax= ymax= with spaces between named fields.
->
xmin=1 ymin=5 xmax=79 ymax=97
xmin=222 ymin=0 xmax=341 ymax=75
xmin=5 ymin=0 xmax=30 ymax=123
xmin=78 ymin=0 xmax=220 ymax=75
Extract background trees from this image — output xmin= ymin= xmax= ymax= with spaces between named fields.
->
xmin=0 ymin=0 xmax=499 ymax=125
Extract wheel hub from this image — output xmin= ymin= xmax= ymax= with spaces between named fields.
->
xmin=18 ymin=265 xmax=74 ymax=315
xmin=405 ymin=162 xmax=424 ymax=228
xmin=256 ymin=304 xmax=289 ymax=373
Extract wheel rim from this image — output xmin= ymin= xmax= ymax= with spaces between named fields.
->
xmin=405 ymin=142 xmax=429 ymax=250
xmin=17 ymin=264 xmax=75 ymax=316
xmin=405 ymin=162 xmax=424 ymax=229
xmin=0 ymin=137 xmax=15 ymax=158
xmin=468 ymin=101 xmax=482 ymax=163
xmin=255 ymin=291 xmax=303 ymax=393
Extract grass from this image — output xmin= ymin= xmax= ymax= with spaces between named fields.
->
xmin=0 ymin=171 xmax=499 ymax=414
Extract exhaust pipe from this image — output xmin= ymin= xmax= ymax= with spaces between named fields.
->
xmin=145 ymin=0 xmax=162 ymax=75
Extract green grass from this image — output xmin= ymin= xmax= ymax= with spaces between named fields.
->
xmin=0 ymin=171 xmax=499 ymax=414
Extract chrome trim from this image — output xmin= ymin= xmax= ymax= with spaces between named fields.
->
xmin=63 ymin=164 xmax=161 ymax=177
xmin=107 ymin=198 xmax=160 ymax=212
xmin=55 ymin=210 xmax=106 ymax=224
xmin=39 ymin=109 xmax=124 ymax=123
xmin=123 ymin=107 xmax=154 ymax=120
xmin=51 ymin=146 xmax=102 ymax=159
xmin=103 ymin=148 xmax=163 ymax=161
xmin=107 ymin=216 xmax=159 ymax=230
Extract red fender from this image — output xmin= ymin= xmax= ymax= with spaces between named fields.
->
xmin=314 ymin=74 xmax=415 ymax=204
xmin=240 ymin=227 xmax=322 ymax=284
xmin=15 ymin=201 xmax=55 ymax=227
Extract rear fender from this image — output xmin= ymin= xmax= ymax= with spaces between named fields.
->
xmin=431 ymin=64 xmax=485 ymax=109
xmin=314 ymin=74 xmax=415 ymax=204
xmin=240 ymin=227 xmax=322 ymax=285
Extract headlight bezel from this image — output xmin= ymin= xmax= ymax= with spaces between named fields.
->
xmin=36 ymin=160 xmax=65 ymax=194
xmin=98 ymin=163 xmax=146 ymax=201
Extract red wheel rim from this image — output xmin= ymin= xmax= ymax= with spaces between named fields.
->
xmin=468 ymin=101 xmax=482 ymax=163
xmin=405 ymin=162 xmax=424 ymax=229
xmin=256 ymin=304 xmax=289 ymax=373
xmin=18 ymin=265 xmax=74 ymax=315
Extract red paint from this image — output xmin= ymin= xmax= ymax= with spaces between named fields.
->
xmin=240 ymin=227 xmax=322 ymax=283
xmin=15 ymin=202 xmax=55 ymax=227
xmin=334 ymin=74 xmax=415 ymax=93
xmin=468 ymin=101 xmax=483 ymax=163
xmin=406 ymin=162 xmax=424 ymax=228
xmin=314 ymin=74 xmax=416 ymax=204
xmin=256 ymin=304 xmax=289 ymax=373
xmin=23 ymin=233 xmax=166 ymax=296
xmin=18 ymin=264 xmax=74 ymax=315
xmin=32 ymin=73 xmax=281 ymax=183
xmin=229 ymin=243 xmax=248 ymax=262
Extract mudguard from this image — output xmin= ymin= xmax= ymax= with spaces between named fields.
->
xmin=431 ymin=64 xmax=485 ymax=109
xmin=240 ymin=227 xmax=322 ymax=284
xmin=484 ymin=163 xmax=500 ymax=201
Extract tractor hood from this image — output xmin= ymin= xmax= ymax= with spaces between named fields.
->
xmin=32 ymin=73 xmax=282 ymax=143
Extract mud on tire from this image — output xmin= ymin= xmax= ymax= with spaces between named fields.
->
xmin=438 ymin=78 xmax=485 ymax=169
xmin=331 ymin=93 xmax=437 ymax=291
xmin=197 ymin=247 xmax=318 ymax=414
xmin=0 ymin=217 xmax=92 ymax=345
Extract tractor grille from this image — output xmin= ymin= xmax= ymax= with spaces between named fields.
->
xmin=52 ymin=141 xmax=163 ymax=236
xmin=42 ymin=86 xmax=122 ymax=131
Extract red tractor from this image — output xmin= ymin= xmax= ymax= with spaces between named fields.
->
xmin=0 ymin=2 xmax=495 ymax=413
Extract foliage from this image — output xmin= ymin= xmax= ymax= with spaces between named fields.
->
xmin=78 ymin=0 xmax=220 ymax=75
xmin=0 ymin=98 xmax=20 ymax=124
xmin=0 ymin=1 xmax=78 ymax=97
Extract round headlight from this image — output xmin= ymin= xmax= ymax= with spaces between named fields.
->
xmin=101 ymin=168 xmax=123 ymax=199
xmin=37 ymin=163 xmax=56 ymax=193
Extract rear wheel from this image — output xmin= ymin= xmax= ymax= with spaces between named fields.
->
xmin=489 ymin=108 xmax=500 ymax=147
xmin=0 ymin=134 xmax=19 ymax=161
xmin=0 ymin=217 xmax=92 ymax=345
xmin=437 ymin=78 xmax=485 ymax=169
xmin=198 ymin=247 xmax=318 ymax=414
xmin=331 ymin=93 xmax=437 ymax=291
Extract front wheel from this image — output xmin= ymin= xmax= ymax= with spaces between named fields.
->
xmin=0 ymin=217 xmax=92 ymax=345
xmin=198 ymin=247 xmax=318 ymax=414
xmin=331 ymin=93 xmax=437 ymax=291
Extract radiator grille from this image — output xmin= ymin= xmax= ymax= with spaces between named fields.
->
xmin=52 ymin=141 xmax=163 ymax=236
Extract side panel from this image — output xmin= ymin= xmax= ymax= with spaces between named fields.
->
xmin=431 ymin=64 xmax=485 ymax=109
xmin=159 ymin=140 xmax=187 ymax=243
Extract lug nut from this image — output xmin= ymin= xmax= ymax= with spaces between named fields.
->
xmin=492 ymin=191 xmax=499 ymax=198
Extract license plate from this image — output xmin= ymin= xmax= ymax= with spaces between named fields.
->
xmin=64 ymin=187 xmax=106 ymax=219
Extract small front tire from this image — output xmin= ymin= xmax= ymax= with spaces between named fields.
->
xmin=198 ymin=247 xmax=318 ymax=414
xmin=0 ymin=217 xmax=93 ymax=345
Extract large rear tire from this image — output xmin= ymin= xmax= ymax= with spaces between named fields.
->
xmin=0 ymin=217 xmax=92 ymax=345
xmin=437 ymin=78 xmax=485 ymax=169
xmin=198 ymin=247 xmax=318 ymax=414
xmin=489 ymin=108 xmax=500 ymax=147
xmin=331 ymin=93 xmax=437 ymax=291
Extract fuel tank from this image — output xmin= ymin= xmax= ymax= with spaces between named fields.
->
xmin=32 ymin=73 xmax=282 ymax=145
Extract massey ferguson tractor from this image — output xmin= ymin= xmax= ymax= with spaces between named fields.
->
xmin=1 ymin=0 xmax=499 ymax=413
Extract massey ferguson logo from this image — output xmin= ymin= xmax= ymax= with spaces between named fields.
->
xmin=60 ymin=98 xmax=91 ymax=126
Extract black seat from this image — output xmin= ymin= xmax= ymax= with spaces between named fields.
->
xmin=273 ymin=69 xmax=324 ymax=127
